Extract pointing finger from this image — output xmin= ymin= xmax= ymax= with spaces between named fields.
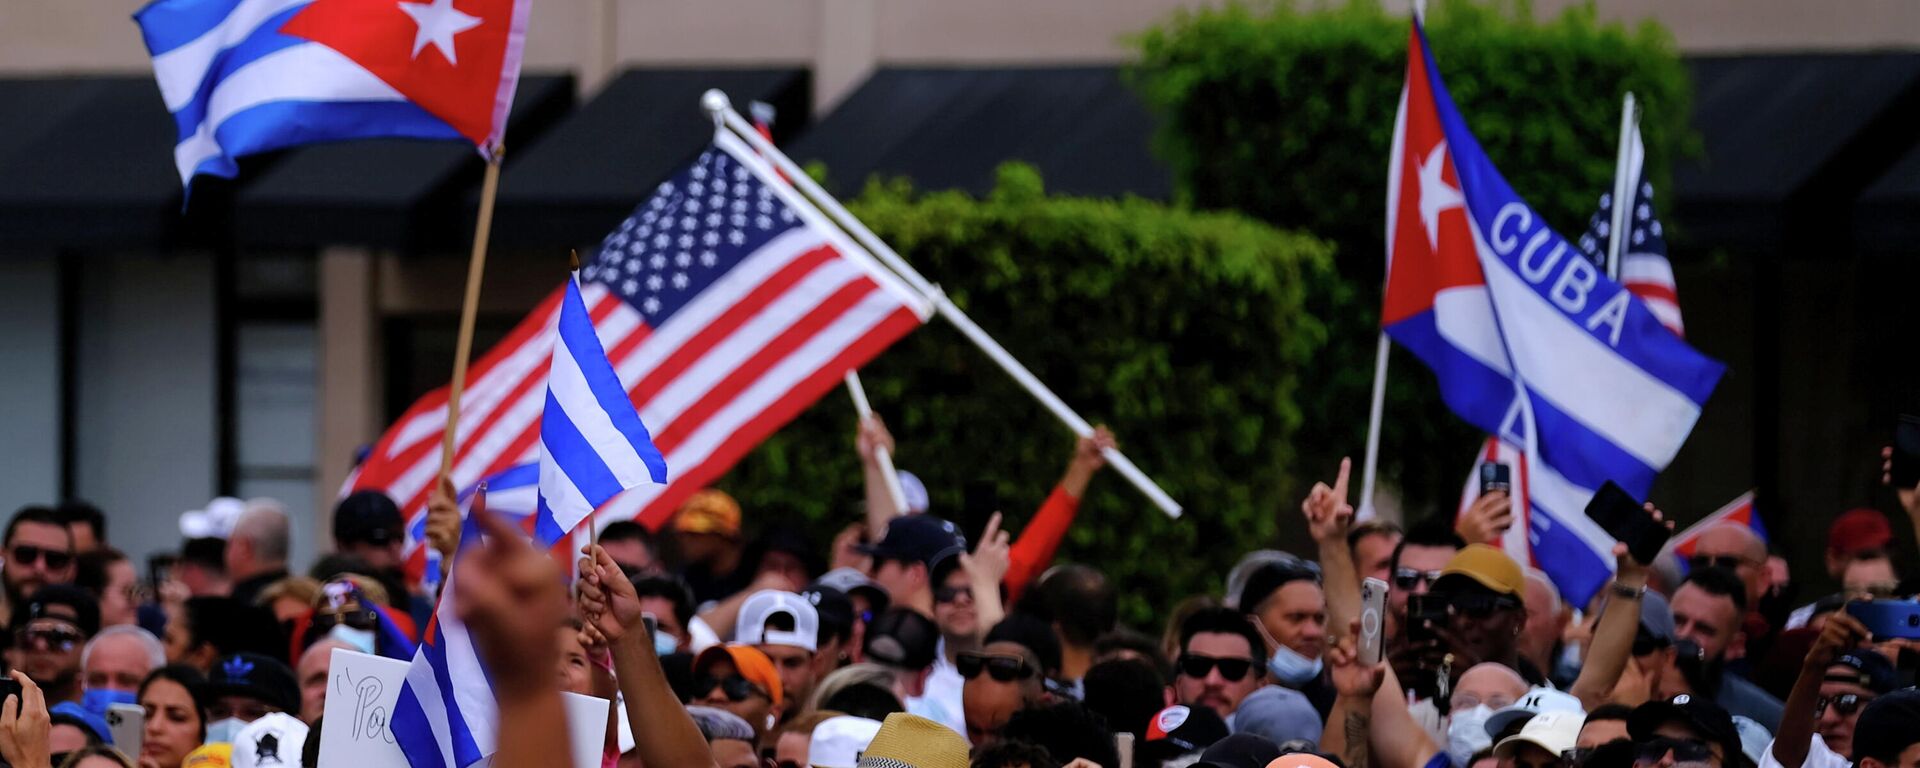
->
xmin=1333 ymin=457 xmax=1352 ymax=500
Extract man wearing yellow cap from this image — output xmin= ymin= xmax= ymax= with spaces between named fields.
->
xmin=1429 ymin=545 xmax=1541 ymax=689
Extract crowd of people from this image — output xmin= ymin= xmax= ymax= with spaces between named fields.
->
xmin=0 ymin=417 xmax=1918 ymax=768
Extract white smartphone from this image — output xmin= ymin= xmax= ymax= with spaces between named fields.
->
xmin=1359 ymin=577 xmax=1388 ymax=666
xmin=107 ymin=702 xmax=144 ymax=759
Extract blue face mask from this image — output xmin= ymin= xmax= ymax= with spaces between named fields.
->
xmin=1267 ymin=644 xmax=1324 ymax=687
xmin=328 ymin=624 xmax=378 ymax=656
xmin=80 ymin=688 xmax=138 ymax=717
xmin=206 ymin=717 xmax=245 ymax=744
xmin=653 ymin=631 xmax=679 ymax=657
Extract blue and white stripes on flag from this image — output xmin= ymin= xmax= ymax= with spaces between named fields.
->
xmin=533 ymin=276 xmax=669 ymax=546
xmin=1384 ymin=20 xmax=1725 ymax=607
xmin=133 ymin=0 xmax=463 ymax=186
xmin=391 ymin=276 xmax=665 ymax=768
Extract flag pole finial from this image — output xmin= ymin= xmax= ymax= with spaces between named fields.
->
xmin=701 ymin=89 xmax=731 ymax=121
xmin=569 ymin=248 xmax=580 ymax=272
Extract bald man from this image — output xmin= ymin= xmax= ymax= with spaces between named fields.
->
xmin=1687 ymin=525 xmax=1768 ymax=610
xmin=226 ymin=501 xmax=292 ymax=606
xmin=1447 ymin=662 xmax=1530 ymax=762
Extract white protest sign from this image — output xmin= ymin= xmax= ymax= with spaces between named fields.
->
xmin=317 ymin=649 xmax=608 ymax=768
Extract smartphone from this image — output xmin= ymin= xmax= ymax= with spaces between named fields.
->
xmin=107 ymin=703 xmax=145 ymax=758
xmin=1892 ymin=415 xmax=1920 ymax=488
xmin=1480 ymin=463 xmax=1512 ymax=495
xmin=1585 ymin=481 xmax=1669 ymax=564
xmin=1406 ymin=593 xmax=1445 ymax=646
xmin=0 ymin=678 xmax=19 ymax=710
xmin=1359 ymin=577 xmax=1388 ymax=666
xmin=1848 ymin=600 xmax=1920 ymax=640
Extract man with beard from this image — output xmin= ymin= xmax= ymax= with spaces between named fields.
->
xmin=1661 ymin=567 xmax=1783 ymax=730
xmin=1 ymin=507 xmax=77 ymax=628
xmin=1172 ymin=607 xmax=1266 ymax=724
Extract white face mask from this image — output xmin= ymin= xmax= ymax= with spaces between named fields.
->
xmin=1446 ymin=705 xmax=1495 ymax=768
xmin=329 ymin=624 xmax=377 ymax=656
xmin=206 ymin=716 xmax=246 ymax=744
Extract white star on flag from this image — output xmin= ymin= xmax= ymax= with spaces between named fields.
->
xmin=1417 ymin=142 xmax=1464 ymax=251
xmin=397 ymin=0 xmax=482 ymax=65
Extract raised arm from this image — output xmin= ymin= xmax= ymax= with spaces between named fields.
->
xmin=458 ymin=498 xmax=572 ymax=768
xmin=1323 ymin=619 xmax=1440 ymax=768
xmin=1006 ymin=428 xmax=1113 ymax=598
xmin=861 ymin=415 xmax=901 ymax=539
xmin=963 ymin=512 xmax=1012 ymax=642
xmin=1774 ymin=611 xmax=1868 ymax=768
xmin=579 ymin=544 xmax=714 ymax=768
xmin=1570 ymin=503 xmax=1666 ymax=710
xmin=1302 ymin=458 xmax=1360 ymax=644
xmin=1882 ymin=446 xmax=1920 ymax=549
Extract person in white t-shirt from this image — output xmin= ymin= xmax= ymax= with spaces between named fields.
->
xmin=1766 ymin=610 xmax=1904 ymax=768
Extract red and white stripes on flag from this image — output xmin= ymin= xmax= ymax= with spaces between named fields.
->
xmin=350 ymin=129 xmax=931 ymax=584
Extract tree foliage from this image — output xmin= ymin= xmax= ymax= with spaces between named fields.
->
xmin=1130 ymin=0 xmax=1694 ymax=514
xmin=719 ymin=164 xmax=1334 ymax=625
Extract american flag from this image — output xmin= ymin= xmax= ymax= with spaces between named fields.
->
xmin=349 ymin=130 xmax=930 ymax=583
xmin=1573 ymin=122 xmax=1684 ymax=336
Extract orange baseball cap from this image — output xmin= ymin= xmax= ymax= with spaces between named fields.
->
xmin=693 ymin=643 xmax=783 ymax=709
xmin=673 ymin=488 xmax=742 ymax=537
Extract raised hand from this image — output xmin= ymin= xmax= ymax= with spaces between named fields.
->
xmin=1301 ymin=458 xmax=1355 ymax=545
xmin=426 ymin=475 xmax=463 ymax=560
xmin=577 ymin=544 xmax=647 ymax=642
xmin=0 ymin=671 xmax=49 ymax=768
xmin=1329 ymin=620 xmax=1386 ymax=699
xmin=1613 ymin=503 xmax=1672 ymax=584
xmin=1806 ymin=610 xmax=1870 ymax=674
xmin=959 ymin=512 xmax=1012 ymax=586
xmin=455 ymin=500 xmax=567 ymax=698
xmin=1883 ymin=446 xmax=1920 ymax=519
xmin=830 ymin=523 xmax=872 ymax=572
xmin=1455 ymin=490 xmax=1513 ymax=545
xmin=856 ymin=415 xmax=896 ymax=468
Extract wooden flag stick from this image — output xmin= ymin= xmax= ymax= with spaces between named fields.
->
xmin=438 ymin=149 xmax=506 ymax=481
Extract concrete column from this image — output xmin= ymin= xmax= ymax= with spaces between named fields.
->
xmin=315 ymin=247 xmax=382 ymax=554
xmin=816 ymin=0 xmax=878 ymax=112
xmin=0 ymin=252 xmax=62 ymax=511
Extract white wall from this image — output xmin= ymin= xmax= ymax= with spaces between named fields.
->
xmin=0 ymin=253 xmax=63 ymax=513
xmin=72 ymin=251 xmax=220 ymax=562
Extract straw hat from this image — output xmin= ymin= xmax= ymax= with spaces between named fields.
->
xmin=855 ymin=713 xmax=968 ymax=768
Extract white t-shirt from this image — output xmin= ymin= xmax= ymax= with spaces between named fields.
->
xmin=914 ymin=639 xmax=967 ymax=738
xmin=1761 ymin=734 xmax=1852 ymax=768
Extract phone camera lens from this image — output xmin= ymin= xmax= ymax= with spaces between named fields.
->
xmin=1907 ymin=614 xmax=1919 ymax=628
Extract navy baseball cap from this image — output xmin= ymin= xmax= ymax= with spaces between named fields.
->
xmin=209 ymin=653 xmax=299 ymax=714
xmin=333 ymin=491 xmax=403 ymax=547
xmin=1628 ymin=694 xmax=1739 ymax=762
xmin=857 ymin=515 xmax=966 ymax=571
xmin=1828 ymin=649 xmax=1897 ymax=694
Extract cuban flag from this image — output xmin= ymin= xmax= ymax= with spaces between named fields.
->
xmin=133 ymin=0 xmax=529 ymax=187
xmin=1671 ymin=491 xmax=1766 ymax=574
xmin=391 ymin=276 xmax=666 ymax=768
xmin=1384 ymin=19 xmax=1725 ymax=608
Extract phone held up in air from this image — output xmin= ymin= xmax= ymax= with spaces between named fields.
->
xmin=1358 ymin=577 xmax=1388 ymax=666
xmin=107 ymin=702 xmax=145 ymax=758
xmin=1891 ymin=415 xmax=1920 ymax=489
xmin=1848 ymin=599 xmax=1920 ymax=640
xmin=1479 ymin=463 xmax=1512 ymax=496
xmin=1585 ymin=481 xmax=1669 ymax=565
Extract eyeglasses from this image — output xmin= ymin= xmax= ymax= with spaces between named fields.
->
xmin=1394 ymin=568 xmax=1443 ymax=591
xmin=957 ymin=652 xmax=1035 ymax=682
xmin=696 ymin=675 xmax=769 ymax=703
xmin=1633 ymin=737 xmax=1714 ymax=765
xmin=1176 ymin=654 xmax=1254 ymax=682
xmin=1688 ymin=554 xmax=1748 ymax=572
xmin=16 ymin=626 xmax=83 ymax=652
xmin=933 ymin=585 xmax=974 ymax=604
xmin=1817 ymin=693 xmax=1872 ymax=717
xmin=1445 ymin=592 xmax=1522 ymax=618
xmin=8 ymin=545 xmax=73 ymax=571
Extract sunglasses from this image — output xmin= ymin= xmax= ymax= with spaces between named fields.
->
xmin=1445 ymin=592 xmax=1522 ymax=618
xmin=1817 ymin=693 xmax=1872 ymax=717
xmin=697 ymin=675 xmax=769 ymax=703
xmin=934 ymin=585 xmax=974 ymax=604
xmin=1177 ymin=654 xmax=1255 ymax=682
xmin=957 ymin=652 xmax=1035 ymax=682
xmin=17 ymin=626 xmax=83 ymax=652
xmin=1394 ymin=568 xmax=1443 ymax=591
xmin=1633 ymin=737 xmax=1714 ymax=765
xmin=8 ymin=545 xmax=72 ymax=571
xmin=1688 ymin=554 xmax=1748 ymax=572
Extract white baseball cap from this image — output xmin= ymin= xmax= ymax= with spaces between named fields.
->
xmin=1484 ymin=686 xmax=1585 ymax=737
xmin=230 ymin=712 xmax=308 ymax=768
xmin=1492 ymin=710 xmax=1582 ymax=760
xmin=737 ymin=590 xmax=819 ymax=652
xmin=809 ymin=715 xmax=882 ymax=768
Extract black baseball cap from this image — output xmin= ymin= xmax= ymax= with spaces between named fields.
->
xmin=208 ymin=653 xmax=300 ymax=713
xmin=1140 ymin=704 xmax=1229 ymax=763
xmin=858 ymin=514 xmax=967 ymax=571
xmin=14 ymin=584 xmax=101 ymax=637
xmin=1195 ymin=733 xmax=1282 ymax=768
xmin=1854 ymin=688 xmax=1920 ymax=765
xmin=800 ymin=584 xmax=855 ymax=647
xmin=333 ymin=491 xmax=403 ymax=547
xmin=863 ymin=608 xmax=939 ymax=671
xmin=1828 ymin=650 xmax=1898 ymax=695
xmin=1628 ymin=694 xmax=1739 ymax=761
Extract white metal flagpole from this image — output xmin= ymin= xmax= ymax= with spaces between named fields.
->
xmin=701 ymin=90 xmax=1183 ymax=518
xmin=844 ymin=371 xmax=910 ymax=516
xmin=1357 ymin=333 xmax=1391 ymax=520
xmin=1605 ymin=92 xmax=1640 ymax=282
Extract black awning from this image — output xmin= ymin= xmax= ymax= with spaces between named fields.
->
xmin=1856 ymin=142 xmax=1920 ymax=249
xmin=1675 ymin=54 xmax=1920 ymax=251
xmin=786 ymin=67 xmax=1170 ymax=201
xmin=489 ymin=68 xmax=811 ymax=248
xmin=0 ymin=77 xmax=196 ymax=249
xmin=233 ymin=74 xmax=575 ymax=251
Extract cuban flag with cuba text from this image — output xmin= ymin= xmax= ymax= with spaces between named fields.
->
xmin=134 ymin=0 xmax=529 ymax=187
xmin=1384 ymin=19 xmax=1725 ymax=608
xmin=390 ymin=276 xmax=665 ymax=768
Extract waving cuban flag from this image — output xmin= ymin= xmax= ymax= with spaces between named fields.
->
xmin=1383 ymin=19 xmax=1725 ymax=608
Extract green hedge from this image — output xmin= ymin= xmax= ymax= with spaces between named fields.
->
xmin=718 ymin=164 xmax=1334 ymax=625
xmin=1132 ymin=0 xmax=1693 ymax=514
